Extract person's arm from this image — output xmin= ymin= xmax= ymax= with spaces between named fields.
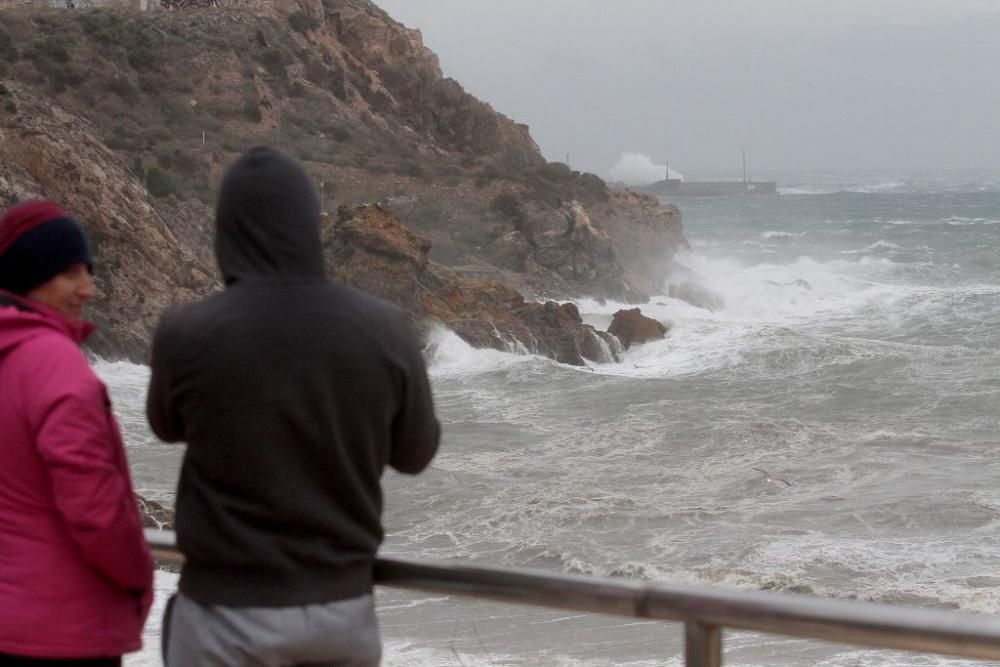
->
xmin=26 ymin=337 xmax=154 ymax=593
xmin=146 ymin=310 xmax=185 ymax=443
xmin=389 ymin=320 xmax=440 ymax=474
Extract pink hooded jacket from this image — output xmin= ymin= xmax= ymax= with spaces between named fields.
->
xmin=0 ymin=291 xmax=153 ymax=659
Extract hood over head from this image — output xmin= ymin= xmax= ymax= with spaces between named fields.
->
xmin=215 ymin=146 xmax=324 ymax=285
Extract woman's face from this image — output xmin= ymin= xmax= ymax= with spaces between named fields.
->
xmin=25 ymin=262 xmax=95 ymax=321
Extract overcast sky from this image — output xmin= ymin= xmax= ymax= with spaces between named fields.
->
xmin=375 ymin=1 xmax=1000 ymax=180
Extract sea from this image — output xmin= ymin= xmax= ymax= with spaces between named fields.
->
xmin=103 ymin=170 xmax=1000 ymax=666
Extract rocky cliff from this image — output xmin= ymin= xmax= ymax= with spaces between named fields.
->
xmin=0 ymin=81 xmax=214 ymax=359
xmin=0 ymin=0 xmax=685 ymax=361
xmin=328 ymin=204 xmax=620 ymax=365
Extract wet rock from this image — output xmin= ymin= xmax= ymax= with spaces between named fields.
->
xmin=327 ymin=204 xmax=618 ymax=365
xmin=136 ymin=494 xmax=174 ymax=530
xmin=607 ymin=308 xmax=667 ymax=349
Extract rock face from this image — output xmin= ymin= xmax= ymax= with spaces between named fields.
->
xmin=594 ymin=189 xmax=689 ymax=297
xmin=608 ymin=308 xmax=668 ymax=349
xmin=136 ymin=494 xmax=174 ymax=530
xmin=0 ymin=0 xmax=687 ymax=360
xmin=328 ymin=205 xmax=619 ymax=365
xmin=0 ymin=82 xmax=215 ymax=361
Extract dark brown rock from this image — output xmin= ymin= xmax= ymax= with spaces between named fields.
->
xmin=608 ymin=308 xmax=668 ymax=349
xmin=136 ymin=494 xmax=174 ymax=530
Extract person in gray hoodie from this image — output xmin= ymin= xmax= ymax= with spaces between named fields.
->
xmin=147 ymin=146 xmax=440 ymax=666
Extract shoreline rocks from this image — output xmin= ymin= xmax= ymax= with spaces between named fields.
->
xmin=329 ymin=204 xmax=620 ymax=365
xmin=136 ymin=494 xmax=174 ymax=530
xmin=608 ymin=308 xmax=668 ymax=349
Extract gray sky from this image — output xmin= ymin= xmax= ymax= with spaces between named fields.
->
xmin=375 ymin=0 xmax=1000 ymax=180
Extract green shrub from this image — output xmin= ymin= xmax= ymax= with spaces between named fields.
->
xmin=400 ymin=162 xmax=424 ymax=178
xmin=128 ymin=48 xmax=156 ymax=72
xmin=105 ymin=130 xmax=138 ymax=151
xmin=106 ymin=76 xmax=137 ymax=102
xmin=327 ymin=125 xmax=350 ymax=142
xmin=287 ymin=12 xmax=319 ymax=34
xmin=145 ymin=167 xmax=176 ymax=198
xmin=32 ymin=37 xmax=71 ymax=64
xmin=137 ymin=71 xmax=167 ymax=94
xmin=257 ymin=48 xmax=287 ymax=77
xmin=3 ymin=101 xmax=16 ymax=114
xmin=50 ymin=67 xmax=84 ymax=92
xmin=0 ymin=28 xmax=17 ymax=62
xmin=579 ymin=172 xmax=610 ymax=202
xmin=490 ymin=191 xmax=524 ymax=223
xmin=242 ymin=99 xmax=262 ymax=123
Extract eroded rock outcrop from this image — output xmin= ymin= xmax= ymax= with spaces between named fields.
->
xmin=0 ymin=82 xmax=215 ymax=361
xmin=136 ymin=494 xmax=174 ymax=530
xmin=608 ymin=308 xmax=668 ymax=349
xmin=328 ymin=204 xmax=618 ymax=365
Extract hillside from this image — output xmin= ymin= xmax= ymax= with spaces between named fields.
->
xmin=0 ymin=0 xmax=686 ymax=359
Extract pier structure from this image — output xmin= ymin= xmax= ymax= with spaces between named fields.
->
xmin=640 ymin=151 xmax=777 ymax=196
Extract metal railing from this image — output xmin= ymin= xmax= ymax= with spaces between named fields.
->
xmin=146 ymin=529 xmax=1000 ymax=666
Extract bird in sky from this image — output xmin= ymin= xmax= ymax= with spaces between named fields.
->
xmin=753 ymin=467 xmax=793 ymax=487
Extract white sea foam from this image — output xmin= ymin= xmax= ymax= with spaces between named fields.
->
xmin=838 ymin=240 xmax=902 ymax=254
xmin=778 ymin=181 xmax=905 ymax=195
xmin=424 ymin=324 xmax=536 ymax=378
xmin=572 ymin=253 xmax=909 ymax=378
xmin=778 ymin=186 xmax=839 ymax=195
xmin=884 ymin=216 xmax=1000 ymax=227
xmin=851 ymin=181 xmax=906 ymax=193
xmin=945 ymin=216 xmax=1000 ymax=226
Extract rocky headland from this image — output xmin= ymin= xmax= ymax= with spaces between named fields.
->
xmin=0 ymin=0 xmax=684 ymax=362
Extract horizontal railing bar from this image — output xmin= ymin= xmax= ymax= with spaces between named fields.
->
xmin=145 ymin=529 xmax=1000 ymax=662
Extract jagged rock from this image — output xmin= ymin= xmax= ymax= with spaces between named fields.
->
xmin=327 ymin=204 xmax=619 ymax=365
xmin=136 ymin=494 xmax=174 ymax=530
xmin=594 ymin=190 xmax=687 ymax=297
xmin=608 ymin=308 xmax=668 ymax=349
xmin=668 ymin=281 xmax=725 ymax=312
xmin=486 ymin=230 xmax=532 ymax=272
xmin=0 ymin=83 xmax=215 ymax=362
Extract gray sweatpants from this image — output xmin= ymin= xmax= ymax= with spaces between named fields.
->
xmin=164 ymin=592 xmax=381 ymax=667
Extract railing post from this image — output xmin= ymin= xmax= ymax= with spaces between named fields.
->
xmin=685 ymin=620 xmax=722 ymax=667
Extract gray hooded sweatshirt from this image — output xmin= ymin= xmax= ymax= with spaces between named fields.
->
xmin=147 ymin=146 xmax=440 ymax=607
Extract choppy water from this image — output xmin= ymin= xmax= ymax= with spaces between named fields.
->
xmin=105 ymin=173 xmax=1000 ymax=665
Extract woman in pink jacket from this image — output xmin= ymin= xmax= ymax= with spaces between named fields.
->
xmin=0 ymin=201 xmax=154 ymax=665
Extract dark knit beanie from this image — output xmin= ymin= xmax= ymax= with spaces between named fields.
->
xmin=0 ymin=200 xmax=93 ymax=294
